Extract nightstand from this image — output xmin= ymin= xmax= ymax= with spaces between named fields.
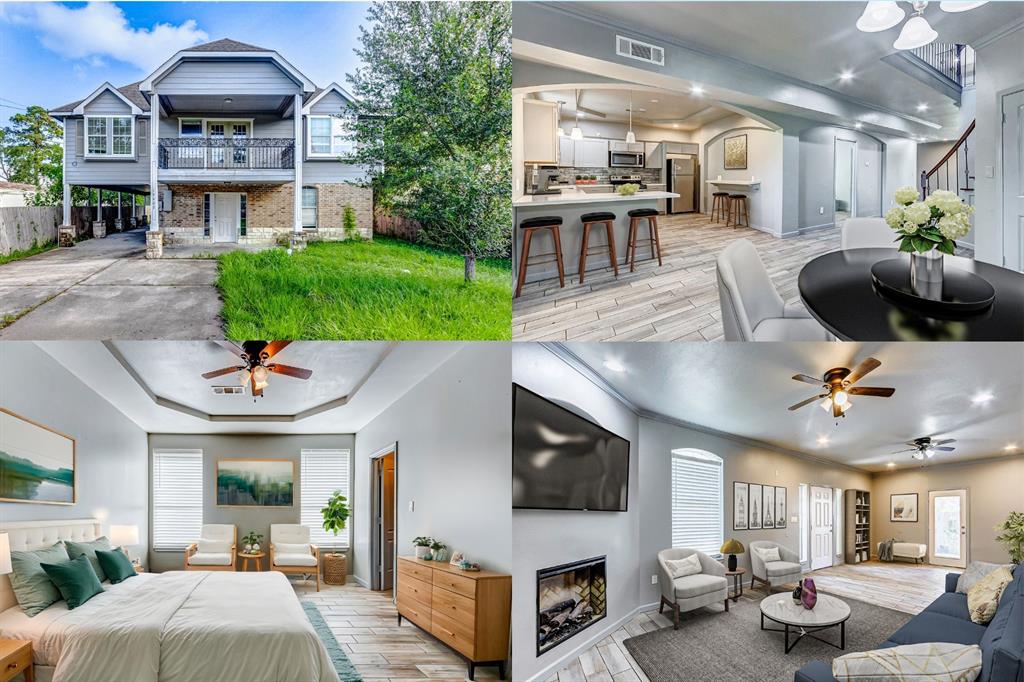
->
xmin=0 ymin=639 xmax=33 ymax=682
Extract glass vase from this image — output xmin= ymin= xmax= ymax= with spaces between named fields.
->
xmin=910 ymin=249 xmax=943 ymax=300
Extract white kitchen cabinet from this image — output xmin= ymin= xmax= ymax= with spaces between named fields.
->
xmin=523 ymin=100 xmax=559 ymax=164
xmin=574 ymin=138 xmax=608 ymax=168
xmin=558 ymin=136 xmax=575 ymax=167
xmin=609 ymin=140 xmax=644 ymax=153
xmin=645 ymin=142 xmax=664 ymax=169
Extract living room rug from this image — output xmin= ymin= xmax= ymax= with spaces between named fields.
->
xmin=622 ymin=593 xmax=911 ymax=682
xmin=302 ymin=602 xmax=363 ymax=682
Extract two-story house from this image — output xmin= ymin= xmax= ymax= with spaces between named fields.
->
xmin=49 ymin=38 xmax=372 ymax=255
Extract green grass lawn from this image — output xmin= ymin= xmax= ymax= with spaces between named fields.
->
xmin=217 ymin=237 xmax=512 ymax=340
xmin=0 ymin=240 xmax=56 ymax=266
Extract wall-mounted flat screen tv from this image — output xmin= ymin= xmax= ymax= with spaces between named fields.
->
xmin=512 ymin=384 xmax=629 ymax=512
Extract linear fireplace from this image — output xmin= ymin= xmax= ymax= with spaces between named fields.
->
xmin=537 ymin=556 xmax=607 ymax=655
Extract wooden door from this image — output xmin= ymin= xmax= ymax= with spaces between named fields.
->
xmin=1003 ymin=88 xmax=1024 ymax=271
xmin=929 ymin=489 xmax=968 ymax=568
xmin=382 ymin=453 xmax=396 ymax=591
xmin=810 ymin=485 xmax=834 ymax=570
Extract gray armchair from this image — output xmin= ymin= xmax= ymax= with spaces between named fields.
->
xmin=748 ymin=540 xmax=801 ymax=592
xmin=657 ymin=548 xmax=729 ymax=629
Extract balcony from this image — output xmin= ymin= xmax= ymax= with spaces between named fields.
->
xmin=157 ymin=138 xmax=295 ymax=183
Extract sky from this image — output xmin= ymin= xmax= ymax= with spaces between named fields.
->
xmin=0 ymin=1 xmax=370 ymax=124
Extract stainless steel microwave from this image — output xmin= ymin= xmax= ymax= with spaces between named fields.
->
xmin=609 ymin=150 xmax=645 ymax=168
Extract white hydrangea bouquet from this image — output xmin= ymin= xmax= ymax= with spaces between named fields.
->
xmin=884 ymin=186 xmax=972 ymax=256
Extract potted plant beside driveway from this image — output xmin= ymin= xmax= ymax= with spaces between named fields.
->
xmin=320 ymin=490 xmax=350 ymax=585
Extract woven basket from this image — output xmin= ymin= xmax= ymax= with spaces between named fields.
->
xmin=323 ymin=553 xmax=347 ymax=585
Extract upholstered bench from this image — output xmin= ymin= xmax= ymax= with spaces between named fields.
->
xmin=893 ymin=542 xmax=927 ymax=563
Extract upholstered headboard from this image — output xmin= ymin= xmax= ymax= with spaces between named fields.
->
xmin=0 ymin=518 xmax=102 ymax=613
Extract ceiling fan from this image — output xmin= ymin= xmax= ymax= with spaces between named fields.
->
xmin=787 ymin=357 xmax=895 ymax=418
xmin=201 ymin=341 xmax=312 ymax=398
xmin=893 ymin=436 xmax=957 ymax=460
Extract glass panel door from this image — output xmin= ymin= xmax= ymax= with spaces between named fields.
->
xmin=929 ymin=489 xmax=968 ymax=568
xmin=207 ymin=123 xmax=226 ymax=167
xmin=231 ymin=123 xmax=249 ymax=167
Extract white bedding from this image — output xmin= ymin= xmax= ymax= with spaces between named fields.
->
xmin=0 ymin=571 xmax=340 ymax=682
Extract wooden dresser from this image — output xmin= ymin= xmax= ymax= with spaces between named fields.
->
xmin=396 ymin=556 xmax=511 ymax=680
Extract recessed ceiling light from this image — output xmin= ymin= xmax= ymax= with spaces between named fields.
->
xmin=854 ymin=122 xmax=863 ymax=129
xmin=840 ymin=70 xmax=855 ymax=81
xmin=603 ymin=359 xmax=625 ymax=372
xmin=638 ymin=107 xmax=647 ymax=112
xmin=673 ymin=123 xmax=679 ymax=128
xmin=650 ymin=98 xmax=659 ymax=103
xmin=887 ymin=462 xmax=896 ymax=468
xmin=917 ymin=103 xmax=929 ymax=112
xmin=1005 ymin=443 xmax=1019 ymax=452
xmin=578 ymin=111 xmax=585 ymax=117
xmin=691 ymin=85 xmax=704 ymax=95
xmin=923 ymin=416 xmax=937 ymax=432
xmin=971 ymin=390 xmax=994 ymax=406
xmin=817 ymin=436 xmax=830 ymax=446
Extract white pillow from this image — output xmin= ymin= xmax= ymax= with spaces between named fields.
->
xmin=274 ymin=542 xmax=311 ymax=555
xmin=664 ymin=554 xmax=702 ymax=579
xmin=832 ymin=642 xmax=982 ymax=681
xmin=956 ymin=561 xmax=1013 ymax=594
xmin=197 ymin=539 xmax=231 ymax=554
xmin=756 ymin=546 xmax=781 ymax=562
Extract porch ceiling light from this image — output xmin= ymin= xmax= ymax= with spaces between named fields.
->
xmin=223 ymin=97 xmax=233 ymax=104
xmin=856 ymin=1 xmax=905 ymax=32
xmin=939 ymin=0 xmax=987 ymax=11
xmin=893 ymin=14 xmax=938 ymax=50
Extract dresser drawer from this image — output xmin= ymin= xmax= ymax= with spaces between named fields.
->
xmin=431 ymin=610 xmax=475 ymax=658
xmin=432 ymin=584 xmax=476 ymax=628
xmin=398 ymin=575 xmax=433 ymax=610
xmin=433 ymin=570 xmax=477 ymax=599
xmin=398 ymin=558 xmax=434 ymax=583
xmin=398 ymin=599 xmax=431 ymax=632
xmin=0 ymin=644 xmax=31 ymax=682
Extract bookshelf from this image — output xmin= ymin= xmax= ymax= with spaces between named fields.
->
xmin=844 ymin=489 xmax=871 ymax=564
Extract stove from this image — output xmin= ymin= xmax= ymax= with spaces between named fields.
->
xmin=609 ymin=174 xmax=647 ymax=190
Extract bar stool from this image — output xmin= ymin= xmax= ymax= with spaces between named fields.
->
xmin=711 ymin=192 xmax=729 ymax=224
xmin=579 ymin=211 xmax=619 ymax=285
xmin=515 ymin=216 xmax=565 ymax=299
xmin=728 ymin=194 xmax=749 ymax=228
xmin=626 ymin=208 xmax=663 ymax=271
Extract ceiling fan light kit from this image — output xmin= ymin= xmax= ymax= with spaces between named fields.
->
xmin=201 ymin=341 xmax=313 ymax=399
xmin=856 ymin=0 xmax=987 ymax=49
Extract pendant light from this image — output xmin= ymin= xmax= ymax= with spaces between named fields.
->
xmin=856 ymin=1 xmax=905 ymax=32
xmin=939 ymin=0 xmax=987 ymax=11
xmin=570 ymin=89 xmax=584 ymax=141
xmin=556 ymin=101 xmax=565 ymax=136
xmin=625 ymin=91 xmax=637 ymax=145
xmin=893 ymin=11 xmax=937 ymax=49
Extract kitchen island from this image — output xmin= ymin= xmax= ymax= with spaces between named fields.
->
xmin=513 ymin=187 xmax=680 ymax=286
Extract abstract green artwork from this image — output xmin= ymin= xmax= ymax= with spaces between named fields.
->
xmin=0 ymin=408 xmax=75 ymax=505
xmin=216 ymin=459 xmax=294 ymax=507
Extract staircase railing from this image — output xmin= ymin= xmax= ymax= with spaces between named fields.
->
xmin=909 ymin=43 xmax=975 ymax=88
xmin=920 ymin=120 xmax=975 ymax=200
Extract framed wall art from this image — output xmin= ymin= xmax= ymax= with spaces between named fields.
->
xmin=748 ymin=483 xmax=762 ymax=530
xmin=733 ymin=481 xmax=748 ymax=531
xmin=890 ymin=493 xmax=918 ymax=522
xmin=0 ymin=407 xmax=76 ymax=505
xmin=216 ymin=458 xmax=295 ymax=507
xmin=724 ymin=133 xmax=748 ymax=170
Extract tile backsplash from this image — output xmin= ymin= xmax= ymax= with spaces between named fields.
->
xmin=525 ymin=166 xmax=663 ymax=185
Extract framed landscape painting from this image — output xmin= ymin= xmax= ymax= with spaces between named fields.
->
xmin=748 ymin=483 xmax=762 ymax=529
xmin=775 ymin=486 xmax=787 ymax=529
xmin=762 ymin=485 xmax=776 ymax=529
xmin=217 ymin=458 xmax=294 ymax=507
xmin=724 ymin=133 xmax=747 ymax=170
xmin=891 ymin=493 xmax=918 ymax=522
xmin=733 ymin=482 xmax=748 ymax=531
xmin=0 ymin=408 xmax=75 ymax=505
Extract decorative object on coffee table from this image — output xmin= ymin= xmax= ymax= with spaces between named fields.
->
xmin=721 ymin=538 xmax=745 ymax=572
xmin=792 ymin=580 xmax=803 ymax=606
xmin=760 ymin=592 xmax=850 ymax=654
xmin=323 ymin=552 xmax=347 ymax=585
xmin=801 ymin=577 xmax=818 ymax=609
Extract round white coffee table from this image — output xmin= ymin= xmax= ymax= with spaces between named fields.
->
xmin=759 ymin=592 xmax=851 ymax=654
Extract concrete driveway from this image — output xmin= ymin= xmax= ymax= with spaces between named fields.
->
xmin=0 ymin=230 xmax=223 ymax=339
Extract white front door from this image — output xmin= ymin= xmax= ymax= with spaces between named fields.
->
xmin=810 ymin=485 xmax=834 ymax=570
xmin=212 ymin=193 xmax=239 ymax=243
xmin=929 ymin=489 xmax=968 ymax=568
xmin=1003 ymin=89 xmax=1024 ymax=272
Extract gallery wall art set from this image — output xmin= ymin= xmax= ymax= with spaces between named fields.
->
xmin=733 ymin=481 xmax=786 ymax=531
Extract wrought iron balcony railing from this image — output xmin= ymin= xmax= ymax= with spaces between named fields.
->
xmin=909 ymin=43 xmax=975 ymax=88
xmin=158 ymin=138 xmax=295 ymax=170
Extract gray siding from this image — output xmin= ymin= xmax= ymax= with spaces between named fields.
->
xmin=63 ymin=117 xmax=150 ymax=186
xmin=82 ymin=90 xmax=132 ymax=114
xmin=302 ymin=161 xmax=371 ymax=183
xmin=308 ymin=90 xmax=352 ymax=115
xmin=158 ymin=114 xmax=294 ymax=139
xmin=155 ymin=60 xmax=299 ymax=95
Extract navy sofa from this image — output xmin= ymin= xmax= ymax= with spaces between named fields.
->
xmin=795 ymin=565 xmax=1023 ymax=682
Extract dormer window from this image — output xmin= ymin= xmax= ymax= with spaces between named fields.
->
xmin=307 ymin=115 xmax=354 ymax=157
xmin=84 ymin=115 xmax=134 ymax=158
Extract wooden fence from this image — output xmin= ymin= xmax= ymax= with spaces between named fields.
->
xmin=374 ymin=209 xmax=421 ymax=242
xmin=0 ymin=206 xmax=60 ymax=255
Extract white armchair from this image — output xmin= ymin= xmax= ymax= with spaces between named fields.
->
xmin=185 ymin=524 xmax=237 ymax=571
xmin=269 ymin=524 xmax=320 ymax=592
xmin=657 ymin=548 xmax=728 ymax=629
xmin=749 ymin=540 xmax=802 ymax=592
xmin=840 ymin=217 xmax=894 ymax=250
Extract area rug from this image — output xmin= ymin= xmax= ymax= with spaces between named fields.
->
xmin=623 ymin=593 xmax=911 ymax=682
xmin=302 ymin=602 xmax=363 ymax=682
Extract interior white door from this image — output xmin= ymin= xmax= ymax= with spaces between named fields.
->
xmin=810 ymin=485 xmax=834 ymax=570
xmin=929 ymin=489 xmax=968 ymax=568
xmin=212 ymin=193 xmax=238 ymax=243
xmin=1002 ymin=89 xmax=1024 ymax=272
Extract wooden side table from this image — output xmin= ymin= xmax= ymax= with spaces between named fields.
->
xmin=0 ymin=639 xmax=33 ymax=682
xmin=239 ymin=551 xmax=266 ymax=572
xmin=725 ymin=568 xmax=747 ymax=602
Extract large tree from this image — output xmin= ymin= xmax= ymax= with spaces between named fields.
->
xmin=347 ymin=1 xmax=511 ymax=281
xmin=1 ymin=106 xmax=64 ymax=200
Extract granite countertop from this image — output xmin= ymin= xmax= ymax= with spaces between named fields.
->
xmin=514 ymin=187 xmax=679 ymax=207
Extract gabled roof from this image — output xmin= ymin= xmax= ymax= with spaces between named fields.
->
xmin=51 ymin=81 xmax=150 ymax=116
xmin=71 ymin=81 xmax=144 ymax=116
xmin=188 ymin=38 xmax=269 ymax=53
xmin=0 ymin=182 xmax=36 ymax=192
xmin=301 ymin=82 xmax=358 ymax=114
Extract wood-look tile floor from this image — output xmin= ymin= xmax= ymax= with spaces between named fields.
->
xmin=295 ymin=580 xmax=499 ymax=681
xmin=545 ymin=561 xmax=955 ymax=682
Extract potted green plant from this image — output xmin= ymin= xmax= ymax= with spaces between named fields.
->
xmin=241 ymin=531 xmax=263 ymax=553
xmin=995 ymin=511 xmax=1024 ymax=564
xmin=429 ymin=540 xmax=448 ymax=562
xmin=320 ymin=490 xmax=350 ymax=585
xmin=413 ymin=536 xmax=433 ymax=560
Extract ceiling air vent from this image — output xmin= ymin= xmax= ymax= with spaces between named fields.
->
xmin=212 ymin=386 xmax=245 ymax=395
xmin=616 ymin=35 xmax=665 ymax=67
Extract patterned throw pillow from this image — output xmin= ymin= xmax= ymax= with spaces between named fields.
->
xmin=832 ymin=642 xmax=982 ymax=681
xmin=756 ymin=546 xmax=781 ymax=563
xmin=665 ymin=554 xmax=702 ymax=579
xmin=967 ymin=566 xmax=1014 ymax=624
xmin=956 ymin=561 xmax=1013 ymax=594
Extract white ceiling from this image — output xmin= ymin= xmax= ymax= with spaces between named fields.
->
xmin=563 ymin=342 xmax=1024 ymax=472
xmin=38 ymin=341 xmax=464 ymax=435
xmin=565 ymin=1 xmax=1023 ymax=134
xmin=534 ymin=88 xmax=734 ymax=131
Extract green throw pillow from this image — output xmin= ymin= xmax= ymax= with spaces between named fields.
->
xmin=95 ymin=548 xmax=136 ymax=585
xmin=64 ymin=537 xmax=112 ymax=582
xmin=9 ymin=542 xmax=70 ymax=617
xmin=40 ymin=554 xmax=104 ymax=610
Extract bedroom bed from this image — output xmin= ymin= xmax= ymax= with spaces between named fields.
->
xmin=0 ymin=519 xmax=340 ymax=682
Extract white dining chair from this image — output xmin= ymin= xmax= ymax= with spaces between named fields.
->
xmin=716 ymin=239 xmax=832 ymax=341
xmin=840 ymin=217 xmax=894 ymax=250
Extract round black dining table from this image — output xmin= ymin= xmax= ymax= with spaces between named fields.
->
xmin=798 ymin=248 xmax=1024 ymax=341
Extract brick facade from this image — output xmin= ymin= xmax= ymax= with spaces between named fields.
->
xmin=158 ymin=182 xmax=373 ymax=246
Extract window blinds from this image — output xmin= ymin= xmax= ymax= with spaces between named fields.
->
xmin=300 ymin=449 xmax=351 ymax=548
xmin=670 ymin=449 xmax=723 ymax=557
xmin=152 ymin=450 xmax=204 ymax=551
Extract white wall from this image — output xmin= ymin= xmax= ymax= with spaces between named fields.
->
xmin=0 ymin=342 xmax=149 ymax=556
xmin=511 ymin=344 xmax=640 ymax=682
xmin=352 ymin=343 xmax=511 ymax=587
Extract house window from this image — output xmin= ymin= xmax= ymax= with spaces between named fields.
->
xmin=240 ymin=194 xmax=247 ymax=236
xmin=85 ymin=115 xmax=134 ymax=157
xmin=671 ymin=448 xmax=723 ymax=557
xmin=179 ymin=119 xmax=202 ymax=137
xmin=309 ymin=117 xmax=332 ymax=154
xmin=203 ymin=193 xmax=211 ymax=237
xmin=302 ymin=186 xmax=317 ymax=228
xmin=112 ymin=117 xmax=133 ymax=155
xmin=152 ymin=449 xmax=204 ymax=551
xmin=300 ymin=449 xmax=351 ymax=548
xmin=87 ymin=117 xmax=107 ymax=155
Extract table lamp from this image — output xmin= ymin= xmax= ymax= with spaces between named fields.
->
xmin=0 ymin=533 xmax=11 ymax=575
xmin=720 ymin=538 xmax=744 ymax=572
xmin=110 ymin=525 xmax=140 ymax=564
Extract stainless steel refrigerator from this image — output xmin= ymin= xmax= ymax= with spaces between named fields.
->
xmin=667 ymin=156 xmax=698 ymax=214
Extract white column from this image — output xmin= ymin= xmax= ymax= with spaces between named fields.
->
xmin=150 ymin=93 xmax=160 ymax=232
xmin=118 ymin=192 xmax=123 ymax=222
xmin=62 ymin=182 xmax=71 ymax=225
xmin=293 ymin=92 xmax=303 ymax=234
xmin=95 ymin=188 xmax=101 ymax=221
